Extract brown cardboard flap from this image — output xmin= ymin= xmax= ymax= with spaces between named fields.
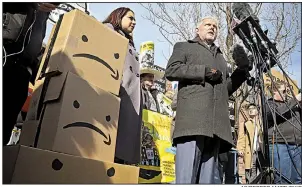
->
xmin=3 ymin=146 xmax=21 ymax=184
xmin=43 ymin=72 xmax=68 ymax=103
xmin=8 ymin=145 xmax=139 ymax=184
xmin=26 ymin=78 xmax=45 ymax=121
xmin=19 ymin=120 xmax=39 ymax=147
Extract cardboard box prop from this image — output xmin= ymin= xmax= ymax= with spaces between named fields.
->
xmin=40 ymin=9 xmax=128 ymax=95
xmin=23 ymin=72 xmax=120 ymax=162
xmin=3 ymin=145 xmax=139 ymax=184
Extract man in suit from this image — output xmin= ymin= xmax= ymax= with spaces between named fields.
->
xmin=165 ymin=16 xmax=250 ymax=184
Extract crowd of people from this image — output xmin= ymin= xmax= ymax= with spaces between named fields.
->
xmin=3 ymin=3 xmax=301 ymax=184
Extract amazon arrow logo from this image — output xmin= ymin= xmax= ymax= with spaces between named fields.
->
xmin=73 ymin=53 xmax=119 ymax=80
xmin=63 ymin=122 xmax=111 ymax=145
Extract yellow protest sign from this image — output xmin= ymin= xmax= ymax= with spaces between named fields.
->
xmin=139 ymin=109 xmax=175 ymax=184
xmin=139 ymin=41 xmax=155 ymax=67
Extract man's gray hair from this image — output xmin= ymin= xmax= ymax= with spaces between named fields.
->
xmin=196 ymin=16 xmax=219 ymax=28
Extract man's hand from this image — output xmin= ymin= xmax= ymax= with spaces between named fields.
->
xmin=38 ymin=3 xmax=58 ymax=12
xmin=205 ymin=67 xmax=223 ymax=83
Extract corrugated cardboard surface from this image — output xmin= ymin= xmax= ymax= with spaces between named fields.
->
xmin=4 ymin=145 xmax=139 ymax=184
xmin=3 ymin=145 xmax=20 ymax=184
xmin=19 ymin=120 xmax=39 ymax=147
xmin=43 ymin=9 xmax=128 ymax=95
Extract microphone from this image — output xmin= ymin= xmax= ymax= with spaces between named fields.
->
xmin=232 ymin=3 xmax=258 ymax=45
xmin=232 ymin=3 xmax=252 ymax=21
xmin=231 ymin=3 xmax=278 ymax=72
xmin=232 ymin=3 xmax=260 ymax=23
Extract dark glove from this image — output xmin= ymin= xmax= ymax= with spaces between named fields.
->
xmin=231 ymin=44 xmax=250 ymax=70
xmin=205 ymin=67 xmax=223 ymax=83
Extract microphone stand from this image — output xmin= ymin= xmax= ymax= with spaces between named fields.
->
xmin=233 ymin=16 xmax=296 ymax=184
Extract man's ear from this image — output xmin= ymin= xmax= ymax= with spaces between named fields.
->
xmin=195 ymin=28 xmax=199 ymax=34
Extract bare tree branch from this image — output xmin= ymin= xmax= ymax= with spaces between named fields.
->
xmin=140 ymin=2 xmax=300 ymax=76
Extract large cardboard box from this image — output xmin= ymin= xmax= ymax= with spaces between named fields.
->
xmin=41 ymin=9 xmax=128 ymax=95
xmin=20 ymin=72 xmax=120 ymax=162
xmin=3 ymin=145 xmax=139 ymax=184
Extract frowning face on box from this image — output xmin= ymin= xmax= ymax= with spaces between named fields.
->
xmin=37 ymin=72 xmax=121 ymax=162
xmin=44 ymin=10 xmax=129 ymax=95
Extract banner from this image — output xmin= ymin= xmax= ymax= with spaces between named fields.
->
xmin=139 ymin=41 xmax=154 ymax=66
xmin=139 ymin=110 xmax=175 ymax=184
xmin=139 ymin=41 xmax=166 ymax=93
xmin=156 ymin=92 xmax=173 ymax=117
xmin=153 ymin=65 xmax=166 ymax=93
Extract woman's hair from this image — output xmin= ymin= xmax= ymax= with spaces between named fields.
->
xmin=103 ymin=7 xmax=135 ymax=47
xmin=272 ymin=81 xmax=285 ymax=92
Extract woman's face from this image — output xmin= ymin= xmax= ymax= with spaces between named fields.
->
xmin=121 ymin=11 xmax=136 ymax=34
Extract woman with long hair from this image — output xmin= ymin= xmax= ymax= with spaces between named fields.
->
xmin=103 ymin=7 xmax=142 ymax=165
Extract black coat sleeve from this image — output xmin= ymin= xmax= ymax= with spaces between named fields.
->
xmin=226 ymin=68 xmax=247 ymax=96
xmin=165 ymin=42 xmax=206 ymax=83
xmin=3 ymin=3 xmax=38 ymax=14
